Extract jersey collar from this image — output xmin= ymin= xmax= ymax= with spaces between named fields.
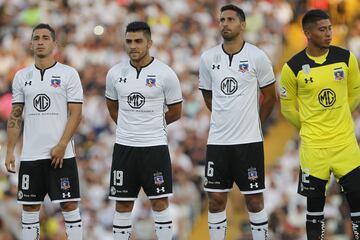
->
xmin=130 ymin=57 xmax=155 ymax=79
xmin=221 ymin=42 xmax=246 ymax=67
xmin=34 ymin=62 xmax=57 ymax=81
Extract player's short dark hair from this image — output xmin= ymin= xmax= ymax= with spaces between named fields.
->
xmin=302 ymin=9 xmax=330 ymax=30
xmin=221 ymin=4 xmax=246 ymax=22
xmin=125 ymin=21 xmax=151 ymax=39
xmin=32 ymin=23 xmax=56 ymax=41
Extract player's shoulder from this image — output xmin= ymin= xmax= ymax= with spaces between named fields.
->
xmin=108 ymin=61 xmax=128 ymax=73
xmin=200 ymin=44 xmax=222 ymax=60
xmin=243 ymin=42 xmax=269 ymax=60
xmin=285 ymin=49 xmax=308 ymax=75
xmin=243 ymin=42 xmax=263 ymax=53
xmin=13 ymin=65 xmax=34 ymax=81
xmin=55 ymin=62 xmax=79 ymax=75
xmin=327 ymin=45 xmax=350 ymax=65
xmin=152 ymin=58 xmax=175 ymax=73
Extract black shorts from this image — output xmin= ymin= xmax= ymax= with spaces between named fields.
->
xmin=109 ymin=144 xmax=173 ymax=201
xmin=298 ymin=166 xmax=360 ymax=197
xmin=17 ymin=158 xmax=80 ymax=204
xmin=204 ymin=142 xmax=265 ymax=194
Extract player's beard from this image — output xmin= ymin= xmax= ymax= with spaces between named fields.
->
xmin=130 ymin=50 xmax=147 ymax=63
xmin=221 ymin=30 xmax=240 ymax=42
xmin=313 ymin=41 xmax=331 ymax=50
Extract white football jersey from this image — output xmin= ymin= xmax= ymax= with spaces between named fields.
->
xmin=199 ymin=43 xmax=275 ymax=144
xmin=12 ymin=62 xmax=83 ymax=161
xmin=105 ymin=58 xmax=183 ymax=147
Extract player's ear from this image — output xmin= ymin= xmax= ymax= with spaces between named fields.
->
xmin=303 ymin=28 xmax=311 ymax=40
xmin=240 ymin=21 xmax=246 ymax=31
xmin=147 ymin=39 xmax=153 ymax=48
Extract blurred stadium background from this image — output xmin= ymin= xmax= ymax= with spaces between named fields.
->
xmin=1 ymin=0 xmax=360 ymax=239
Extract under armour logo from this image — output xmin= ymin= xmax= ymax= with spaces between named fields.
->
xmin=156 ymin=187 xmax=165 ymax=193
xmin=62 ymin=192 xmax=71 ymax=198
xmin=25 ymin=81 xmax=32 ymax=86
xmin=305 ymin=77 xmax=313 ymax=84
xmin=250 ymin=182 xmax=259 ymax=189
xmin=119 ymin=77 xmax=127 ymax=83
xmin=212 ymin=64 xmax=220 ymax=70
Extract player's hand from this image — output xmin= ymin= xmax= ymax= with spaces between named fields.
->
xmin=5 ymin=152 xmax=16 ymax=173
xmin=50 ymin=143 xmax=66 ymax=168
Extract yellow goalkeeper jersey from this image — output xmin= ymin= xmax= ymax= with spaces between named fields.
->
xmin=280 ymin=45 xmax=360 ymax=148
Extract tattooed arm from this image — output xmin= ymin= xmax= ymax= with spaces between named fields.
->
xmin=5 ymin=104 xmax=24 ymax=173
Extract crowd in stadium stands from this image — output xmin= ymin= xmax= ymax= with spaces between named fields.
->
xmin=0 ymin=0 xmax=359 ymax=239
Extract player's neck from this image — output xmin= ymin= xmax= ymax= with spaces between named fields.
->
xmin=35 ymin=56 xmax=56 ymax=70
xmin=130 ymin=55 xmax=153 ymax=70
xmin=306 ymin=45 xmax=329 ymax=57
xmin=223 ymin=38 xmax=244 ymax=55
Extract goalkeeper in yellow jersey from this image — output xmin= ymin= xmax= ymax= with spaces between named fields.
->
xmin=279 ymin=9 xmax=360 ymax=240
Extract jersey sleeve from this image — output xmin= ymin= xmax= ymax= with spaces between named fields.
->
xmin=105 ymin=68 xmax=118 ymax=101
xmin=199 ymin=54 xmax=212 ymax=91
xmin=11 ymin=71 xmax=25 ymax=104
xmin=347 ymin=52 xmax=360 ymax=112
xmin=164 ymin=67 xmax=183 ymax=105
xmin=67 ymin=69 xmax=83 ymax=103
xmin=255 ymin=50 xmax=276 ymax=88
xmin=279 ymin=63 xmax=301 ymax=129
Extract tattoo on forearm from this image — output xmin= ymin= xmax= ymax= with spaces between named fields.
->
xmin=8 ymin=105 xmax=23 ymax=129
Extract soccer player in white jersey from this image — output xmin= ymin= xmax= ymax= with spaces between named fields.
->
xmin=199 ymin=5 xmax=276 ymax=240
xmin=5 ymin=23 xmax=83 ymax=240
xmin=105 ymin=21 xmax=182 ymax=240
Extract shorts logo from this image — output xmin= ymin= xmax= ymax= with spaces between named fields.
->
xmin=145 ymin=75 xmax=156 ymax=87
xmin=127 ymin=92 xmax=145 ymax=109
xmin=62 ymin=192 xmax=71 ymax=198
xmin=33 ymin=94 xmax=51 ymax=112
xmin=250 ymin=182 xmax=259 ymax=189
xmin=239 ymin=61 xmax=249 ymax=73
xmin=154 ymin=172 xmax=164 ymax=186
xmin=60 ymin=178 xmax=71 ymax=190
xmin=110 ymin=186 xmax=117 ymax=195
xmin=18 ymin=190 xmax=23 ymax=199
xmin=50 ymin=76 xmax=61 ymax=88
xmin=221 ymin=77 xmax=238 ymax=95
xmin=156 ymin=187 xmax=165 ymax=193
xmin=248 ymin=167 xmax=258 ymax=181
xmin=318 ymin=88 xmax=336 ymax=107
xmin=334 ymin=68 xmax=344 ymax=81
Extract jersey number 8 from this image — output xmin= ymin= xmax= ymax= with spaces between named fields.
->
xmin=22 ymin=174 xmax=30 ymax=190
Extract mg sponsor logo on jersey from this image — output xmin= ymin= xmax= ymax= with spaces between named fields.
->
xmin=154 ymin=172 xmax=164 ymax=186
xmin=60 ymin=178 xmax=71 ymax=190
xmin=127 ymin=92 xmax=145 ymax=109
xmin=50 ymin=76 xmax=61 ymax=88
xmin=221 ymin=77 xmax=238 ymax=95
xmin=334 ymin=67 xmax=344 ymax=81
xmin=318 ymin=88 xmax=336 ymax=107
xmin=33 ymin=94 xmax=51 ymax=112
xmin=239 ymin=61 xmax=249 ymax=73
xmin=145 ymin=75 xmax=156 ymax=87
xmin=247 ymin=167 xmax=258 ymax=181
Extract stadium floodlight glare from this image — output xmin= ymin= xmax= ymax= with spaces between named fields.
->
xmin=93 ymin=25 xmax=104 ymax=36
